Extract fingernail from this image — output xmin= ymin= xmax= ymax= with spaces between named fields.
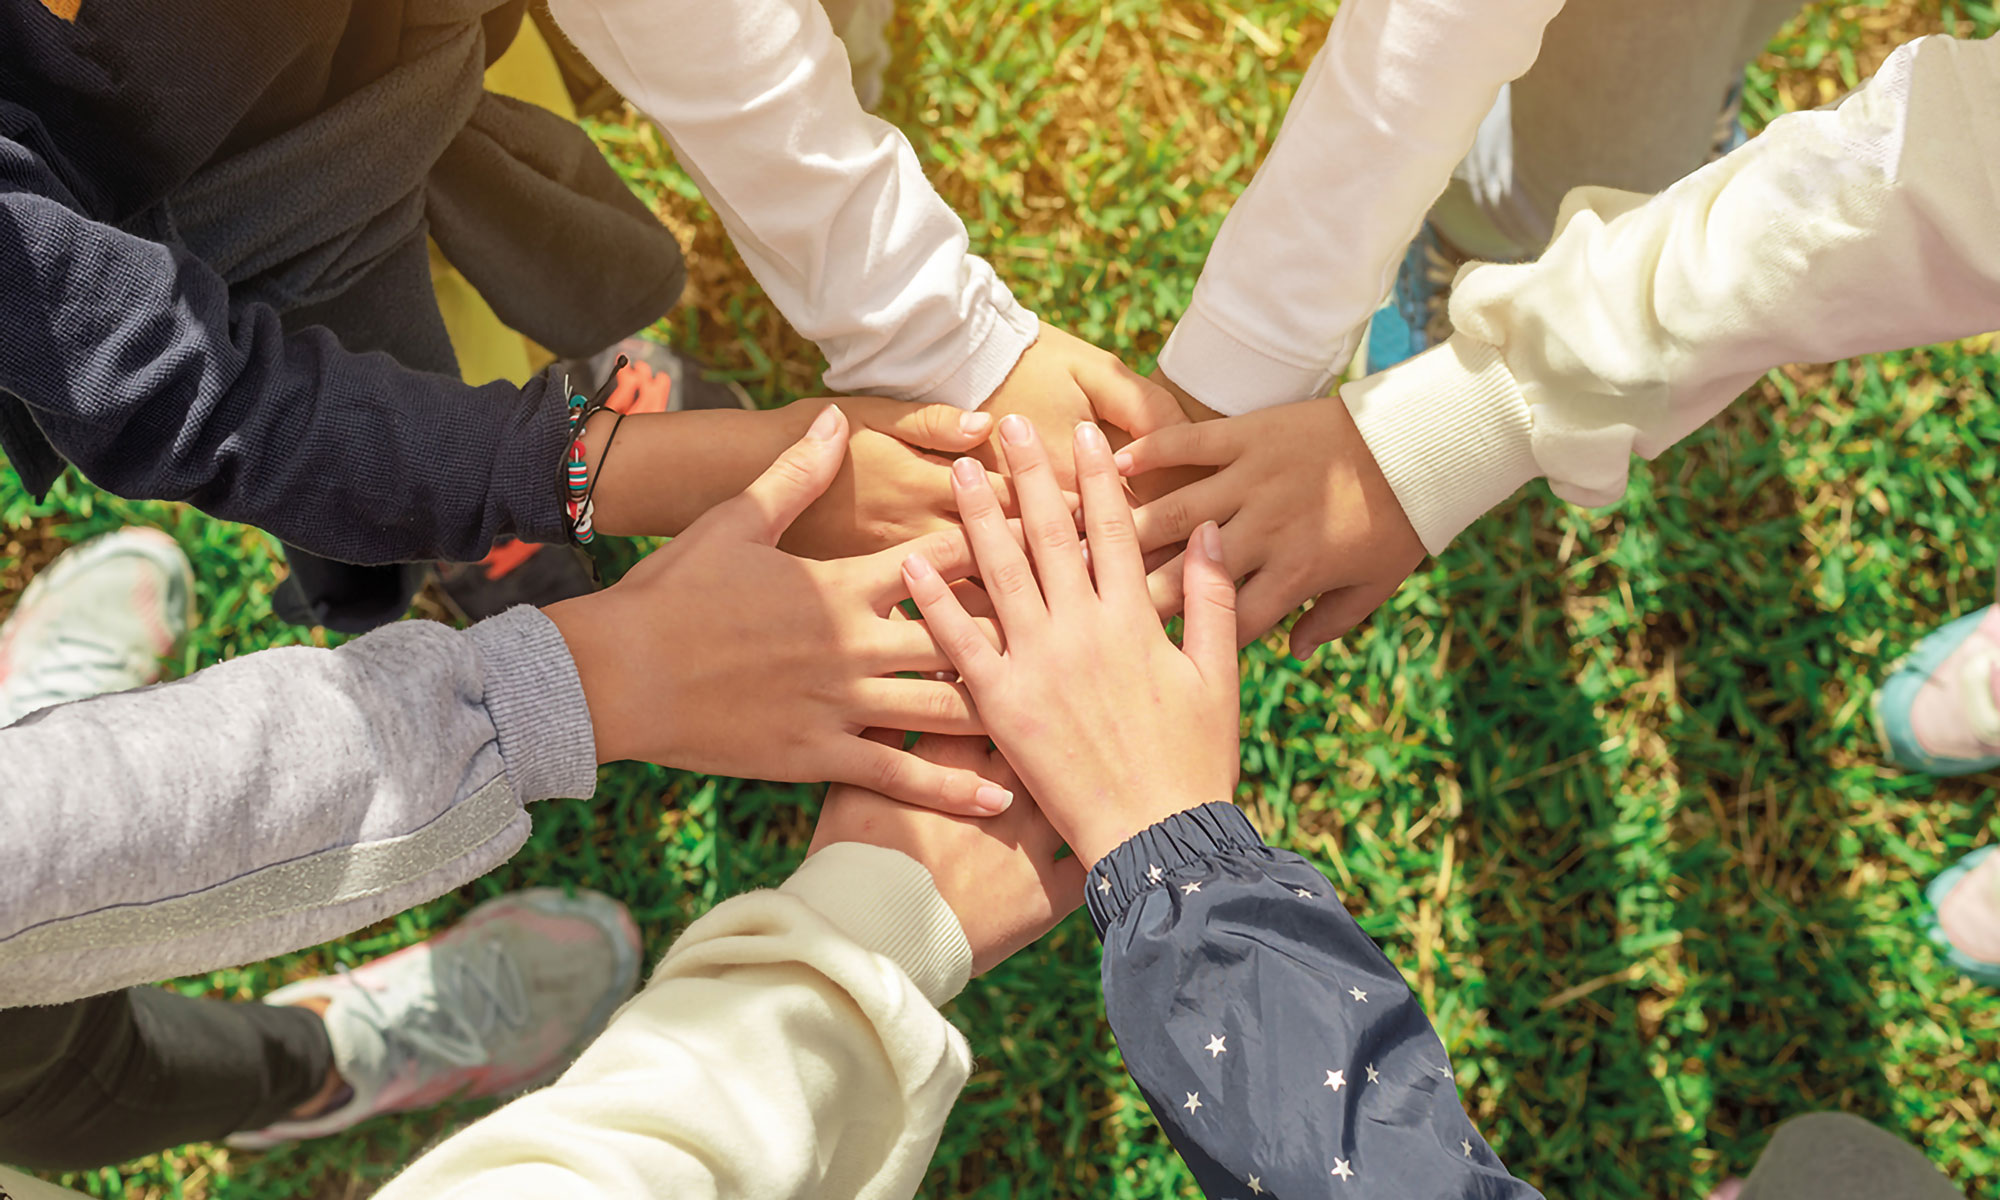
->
xmin=951 ymin=457 xmax=985 ymax=487
xmin=1114 ymin=450 xmax=1135 ymax=474
xmin=807 ymin=405 xmax=842 ymax=442
xmin=1075 ymin=421 xmax=1106 ymax=452
xmin=1196 ymin=520 xmax=1223 ymax=561
xmin=902 ymin=553 xmax=937 ymax=581
xmin=975 ymin=785 xmax=1014 ymax=813
xmin=999 ymin=413 xmax=1033 ymax=445
xmin=960 ymin=411 xmax=994 ymax=438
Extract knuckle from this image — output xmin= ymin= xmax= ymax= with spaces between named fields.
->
xmin=868 ymin=752 xmax=909 ymax=795
xmin=987 ymin=558 xmax=1037 ymax=596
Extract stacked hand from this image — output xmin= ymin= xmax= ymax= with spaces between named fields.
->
xmin=901 ymin=414 xmax=1242 ymax=868
xmin=544 ymin=406 xmax=1015 ymax=815
xmin=586 ymin=395 xmax=1017 ymax=560
xmin=811 ymin=734 xmax=1084 ymax=975
xmin=972 ymin=323 xmax=1187 ymax=490
xmin=1115 ymin=391 xmax=1425 ymax=658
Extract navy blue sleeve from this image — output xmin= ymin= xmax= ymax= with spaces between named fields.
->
xmin=1088 ymin=803 xmax=1543 ymax=1200
xmin=0 ymin=133 xmax=569 ymax=565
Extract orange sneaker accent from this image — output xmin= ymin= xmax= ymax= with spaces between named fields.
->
xmin=479 ymin=540 xmax=544 ymax=581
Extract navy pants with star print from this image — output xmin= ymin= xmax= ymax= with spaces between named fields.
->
xmin=1087 ymin=803 xmax=1543 ymax=1199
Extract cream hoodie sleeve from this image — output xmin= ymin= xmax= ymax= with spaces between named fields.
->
xmin=1155 ymin=0 xmax=1569 ymax=414
xmin=545 ymin=0 xmax=1039 ymax=409
xmin=375 ymin=844 xmax=974 ymax=1200
xmin=1345 ymin=33 xmax=2000 ymax=553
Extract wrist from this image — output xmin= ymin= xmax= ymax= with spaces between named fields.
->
xmin=1151 ymin=369 xmax=1223 ymax=423
xmin=585 ymin=408 xmax=785 ymax=537
xmin=541 ymin=590 xmax=649 ymax=765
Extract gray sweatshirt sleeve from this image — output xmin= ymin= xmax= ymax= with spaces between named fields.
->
xmin=0 ymin=606 xmax=598 ymax=1008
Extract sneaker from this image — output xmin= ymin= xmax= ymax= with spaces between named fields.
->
xmin=0 ymin=527 xmax=194 ymax=725
xmin=561 ymin=337 xmax=753 ymax=414
xmin=227 ymin=888 xmax=643 ymax=1150
xmin=434 ymin=541 xmax=598 ymax=624
xmin=1872 ymin=603 xmax=2000 ymax=776
xmin=1926 ymin=846 xmax=2000 ymax=985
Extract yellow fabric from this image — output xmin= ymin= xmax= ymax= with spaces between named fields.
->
xmin=427 ymin=19 xmax=577 ymax=386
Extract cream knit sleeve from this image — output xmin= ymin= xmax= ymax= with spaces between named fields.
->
xmin=1345 ymin=33 xmax=2000 ymax=552
xmin=376 ymin=844 xmax=974 ymax=1200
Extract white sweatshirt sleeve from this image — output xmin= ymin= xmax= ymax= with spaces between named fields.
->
xmin=545 ymin=0 xmax=1039 ymax=409
xmin=1344 ymin=33 xmax=2000 ymax=553
xmin=375 ymin=844 xmax=975 ymax=1200
xmin=1155 ymin=0 xmax=1569 ymax=414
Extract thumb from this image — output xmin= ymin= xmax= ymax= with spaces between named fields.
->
xmin=1180 ymin=521 xmax=1239 ymax=685
xmin=865 ymin=401 xmax=997 ymax=453
xmin=704 ymin=405 xmax=849 ymax=545
xmin=1078 ymin=359 xmax=1187 ymax=439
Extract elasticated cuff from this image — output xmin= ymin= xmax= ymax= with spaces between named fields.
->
xmin=467 ymin=606 xmax=599 ymax=802
xmin=1340 ymin=334 xmax=1540 ymax=555
xmin=1157 ymin=303 xmax=1359 ymax=415
xmin=782 ymin=844 xmax=973 ymax=1006
xmin=916 ymin=290 xmax=1041 ymax=410
xmin=1085 ymin=802 xmax=1263 ymax=934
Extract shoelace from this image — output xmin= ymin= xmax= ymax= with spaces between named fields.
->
xmin=10 ymin=629 xmax=151 ymax=709
xmin=343 ymin=941 xmax=531 ymax=1078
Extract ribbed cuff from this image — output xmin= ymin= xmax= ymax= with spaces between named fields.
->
xmin=1340 ymin=334 xmax=1540 ymax=555
xmin=1157 ymin=303 xmax=1358 ymax=416
xmin=783 ymin=844 xmax=973 ymax=1006
xmin=467 ymin=606 xmax=599 ymax=802
xmin=1085 ymin=802 xmax=1263 ymax=934
xmin=917 ymin=291 xmax=1041 ymax=411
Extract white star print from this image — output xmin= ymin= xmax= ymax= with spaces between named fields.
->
xmin=1147 ymin=864 xmax=1164 ymax=884
xmin=1181 ymin=881 xmax=1203 ymax=895
xmin=1182 ymin=1091 xmax=1202 ymax=1114
xmin=1439 ymin=1066 xmax=1455 ymax=1081
xmin=1294 ymin=887 xmax=1314 ymax=898
xmin=1331 ymin=1159 xmax=1355 ymax=1182
xmin=1462 ymin=1139 xmax=1474 ymax=1157
xmin=1204 ymin=1034 xmax=1227 ymax=1058
xmin=1097 ymin=875 xmax=1111 ymax=893
xmin=1365 ymin=1063 xmax=1381 ymax=1084
xmin=1348 ymin=987 xmax=1368 ymax=1002
xmin=1246 ymin=1176 xmax=1263 ymax=1195
xmin=1323 ymin=1069 xmax=1346 ymax=1092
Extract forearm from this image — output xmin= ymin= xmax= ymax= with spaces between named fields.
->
xmin=0 ymin=156 xmax=572 ymax=564
xmin=0 ymin=608 xmax=596 ymax=1008
xmin=1346 ymin=33 xmax=2000 ymax=552
xmin=1157 ymin=0 xmax=1567 ymax=415
xmin=583 ymin=407 xmax=798 ymax=538
xmin=1090 ymin=804 xmax=1542 ymax=1199
xmin=378 ymin=844 xmax=974 ymax=1200
xmin=545 ymin=0 xmax=1037 ymax=408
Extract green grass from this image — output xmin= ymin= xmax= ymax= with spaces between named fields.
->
xmin=10 ymin=1 xmax=2000 ymax=1196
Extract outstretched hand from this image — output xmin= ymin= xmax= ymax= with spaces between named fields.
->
xmin=811 ymin=733 xmax=1084 ymax=976
xmin=1116 ymin=394 xmax=1424 ymax=657
xmin=901 ymin=415 xmax=1242 ymax=868
xmin=544 ymin=406 xmax=1014 ymax=816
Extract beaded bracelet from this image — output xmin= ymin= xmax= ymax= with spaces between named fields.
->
xmin=558 ymin=357 xmax=632 ymax=547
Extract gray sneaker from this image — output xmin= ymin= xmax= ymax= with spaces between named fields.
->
xmin=227 ymin=888 xmax=644 ymax=1150
xmin=0 ymin=527 xmax=195 ymax=725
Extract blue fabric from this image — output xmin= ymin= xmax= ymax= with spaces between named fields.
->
xmin=0 ymin=107 xmax=570 ymax=565
xmin=1091 ymin=803 xmax=1542 ymax=1199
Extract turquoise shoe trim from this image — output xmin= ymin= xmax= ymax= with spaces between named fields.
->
xmin=1365 ymin=225 xmax=1439 ymax=376
xmin=1872 ymin=609 xmax=2000 ymax=777
xmin=1924 ymin=845 xmax=2000 ymax=986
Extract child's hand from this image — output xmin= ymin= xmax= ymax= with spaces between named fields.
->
xmin=1114 ymin=394 xmax=1425 ymax=658
xmin=773 ymin=397 xmax=1018 ymax=561
xmin=973 ymin=323 xmax=1185 ymax=489
xmin=900 ymin=415 xmax=1241 ymax=869
xmin=810 ymin=733 xmax=1084 ymax=976
xmin=545 ymin=406 xmax=1014 ymax=816
xmin=586 ymin=397 xmax=1013 ymax=558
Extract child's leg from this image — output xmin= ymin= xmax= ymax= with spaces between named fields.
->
xmin=1442 ymin=0 xmax=1805 ymax=258
xmin=0 ymin=987 xmax=333 ymax=1170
